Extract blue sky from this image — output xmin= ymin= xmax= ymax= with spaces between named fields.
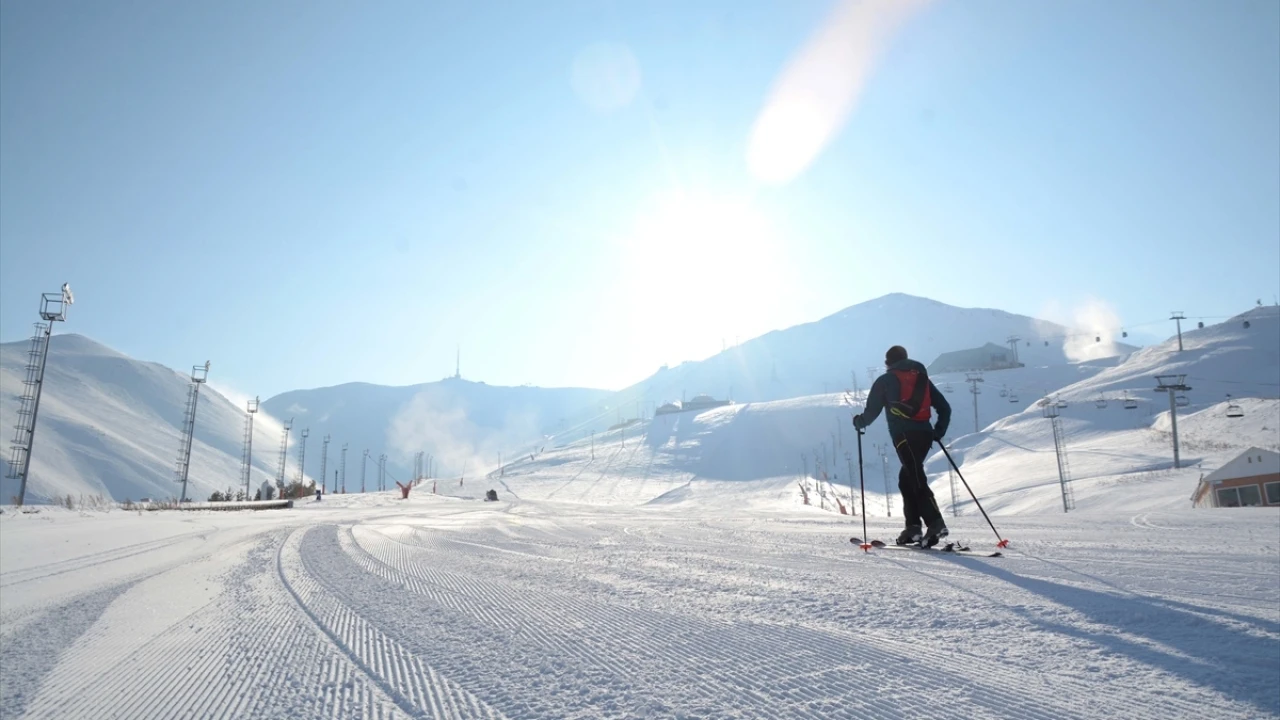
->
xmin=2 ymin=0 xmax=1277 ymax=397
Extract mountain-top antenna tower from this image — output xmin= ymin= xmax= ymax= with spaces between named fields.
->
xmin=6 ymin=284 xmax=73 ymax=506
xmin=175 ymin=361 xmax=211 ymax=503
xmin=340 ymin=443 xmax=348 ymax=493
xmin=275 ymin=418 xmax=293 ymax=494
xmin=295 ymin=428 xmax=309 ymax=488
xmin=1153 ymin=374 xmax=1192 ymax=468
xmin=965 ymin=372 xmax=985 ymax=433
xmin=1042 ymin=402 xmax=1075 ymax=512
xmin=240 ymin=396 xmax=259 ymax=500
xmin=319 ymin=434 xmax=330 ymax=495
xmin=1169 ymin=312 xmax=1186 ymax=352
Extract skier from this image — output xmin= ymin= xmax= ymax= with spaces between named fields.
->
xmin=852 ymin=345 xmax=952 ymax=547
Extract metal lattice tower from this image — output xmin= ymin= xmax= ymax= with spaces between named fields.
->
xmin=240 ymin=396 xmax=259 ymax=500
xmin=378 ymin=454 xmax=386 ymax=491
xmin=319 ymin=434 xmax=330 ymax=494
xmin=1042 ymin=403 xmax=1075 ymax=512
xmin=340 ymin=443 xmax=348 ymax=493
xmin=948 ymin=461 xmax=960 ymax=517
xmin=877 ymin=444 xmax=893 ymax=517
xmin=1154 ymin=374 xmax=1193 ymax=468
xmin=275 ymin=418 xmax=293 ymax=493
xmin=295 ymin=428 xmax=309 ymax=487
xmin=175 ymin=361 xmax=211 ymax=503
xmin=7 ymin=285 xmax=73 ymax=506
xmin=965 ymin=372 xmax=985 ymax=433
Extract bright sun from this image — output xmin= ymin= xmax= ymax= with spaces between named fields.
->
xmin=620 ymin=191 xmax=793 ymax=367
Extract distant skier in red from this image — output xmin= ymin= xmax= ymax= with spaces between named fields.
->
xmin=853 ymin=345 xmax=952 ymax=547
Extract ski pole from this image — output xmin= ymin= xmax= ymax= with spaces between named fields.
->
xmin=856 ymin=428 xmax=870 ymax=551
xmin=936 ymin=442 xmax=1008 ymax=548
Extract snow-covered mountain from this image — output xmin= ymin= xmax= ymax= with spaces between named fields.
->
xmin=0 ymin=334 xmax=288 ymax=504
xmin=261 ymin=378 xmax=612 ymax=484
xmin=494 ymin=306 xmax=1278 ymax=515
xmin=545 ymin=293 xmax=1139 ymax=445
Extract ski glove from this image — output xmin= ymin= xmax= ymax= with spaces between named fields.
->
xmin=853 ymin=414 xmax=867 ymax=431
xmin=933 ymin=429 xmax=945 ymax=442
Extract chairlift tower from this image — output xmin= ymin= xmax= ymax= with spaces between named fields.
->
xmin=378 ymin=453 xmax=386 ymax=491
xmin=175 ymin=361 xmax=211 ymax=503
xmin=1169 ymin=312 xmax=1186 ymax=352
xmin=240 ymin=396 xmax=259 ymax=500
xmin=1153 ymin=374 xmax=1192 ymax=468
xmin=295 ymin=428 xmax=309 ymax=488
xmin=1006 ymin=335 xmax=1021 ymax=365
xmin=6 ymin=284 xmax=73 ymax=506
xmin=876 ymin=443 xmax=893 ymax=517
xmin=319 ymin=434 xmax=330 ymax=494
xmin=965 ymin=372 xmax=985 ymax=434
xmin=340 ymin=443 xmax=348 ymax=493
xmin=361 ymin=450 xmax=369 ymax=493
xmin=1042 ymin=403 xmax=1075 ymax=512
xmin=275 ymin=418 xmax=293 ymax=493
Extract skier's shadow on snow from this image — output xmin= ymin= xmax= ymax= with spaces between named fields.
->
xmin=962 ymin=560 xmax=1279 ymax=715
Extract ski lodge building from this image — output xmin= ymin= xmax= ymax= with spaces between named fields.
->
xmin=928 ymin=343 xmax=1025 ymax=374
xmin=1191 ymin=447 xmax=1280 ymax=508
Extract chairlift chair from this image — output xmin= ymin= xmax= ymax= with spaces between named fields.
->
xmin=1095 ymin=396 xmax=1108 ymax=409
xmin=999 ymin=387 xmax=1008 ymax=398
xmin=1175 ymin=394 xmax=1190 ymax=408
xmin=1008 ymin=393 xmax=1019 ymax=403
xmin=1123 ymin=393 xmax=1138 ymax=410
xmin=1056 ymin=397 xmax=1068 ymax=409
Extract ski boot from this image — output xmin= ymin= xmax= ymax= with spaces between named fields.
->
xmin=922 ymin=521 xmax=949 ymax=548
xmin=895 ymin=525 xmax=922 ymax=546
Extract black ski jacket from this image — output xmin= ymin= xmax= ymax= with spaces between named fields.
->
xmin=856 ymin=359 xmax=952 ymax=438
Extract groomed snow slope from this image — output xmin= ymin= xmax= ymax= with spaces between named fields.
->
xmin=931 ymin=306 xmax=1280 ymax=515
xmin=0 ymin=334 xmax=293 ymax=504
xmin=2 ymin=497 xmax=1276 ymax=719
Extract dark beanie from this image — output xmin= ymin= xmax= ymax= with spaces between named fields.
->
xmin=885 ymin=345 xmax=908 ymax=365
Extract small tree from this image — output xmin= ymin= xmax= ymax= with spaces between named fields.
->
xmin=209 ymin=490 xmax=224 ymax=502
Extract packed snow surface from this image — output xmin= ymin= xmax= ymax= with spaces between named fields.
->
xmin=2 ymin=492 xmax=1277 ymax=719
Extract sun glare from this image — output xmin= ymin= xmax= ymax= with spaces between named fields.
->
xmin=620 ymin=192 xmax=793 ymax=369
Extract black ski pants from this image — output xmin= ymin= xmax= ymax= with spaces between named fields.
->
xmin=893 ymin=429 xmax=943 ymax=529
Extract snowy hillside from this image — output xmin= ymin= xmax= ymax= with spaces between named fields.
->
xmin=926 ymin=306 xmax=1280 ymax=515
xmin=262 ymin=378 xmax=611 ymax=483
xmin=546 ymin=293 xmax=1138 ymax=444
xmin=0 ymin=334 xmax=290 ymax=504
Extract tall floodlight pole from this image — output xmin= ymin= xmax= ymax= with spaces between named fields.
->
xmin=361 ymin=450 xmax=369 ymax=493
xmin=1170 ymin=312 xmax=1186 ymax=352
xmin=275 ymin=418 xmax=293 ymax=494
xmin=176 ymin=361 xmax=211 ymax=503
xmin=1042 ymin=403 xmax=1074 ymax=512
xmin=965 ymin=372 xmax=985 ymax=433
xmin=319 ymin=434 xmax=330 ymax=495
xmin=240 ymin=396 xmax=259 ymax=500
xmin=1154 ymin=374 xmax=1192 ymax=468
xmin=340 ymin=443 xmax=348 ymax=493
xmin=7 ymin=284 xmax=73 ymax=506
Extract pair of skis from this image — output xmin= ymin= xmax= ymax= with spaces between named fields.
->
xmin=850 ymin=537 xmax=1004 ymax=557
